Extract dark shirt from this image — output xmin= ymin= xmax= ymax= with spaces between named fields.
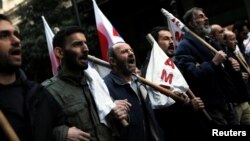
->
xmin=0 ymin=78 xmax=31 ymax=141
xmin=104 ymin=71 xmax=164 ymax=141
xmin=0 ymin=69 xmax=64 ymax=141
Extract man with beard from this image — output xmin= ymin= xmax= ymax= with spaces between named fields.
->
xmin=43 ymin=26 xmax=130 ymax=141
xmin=174 ymin=7 xmax=239 ymax=127
xmin=0 ymin=14 xmax=64 ymax=141
xmin=104 ymin=42 xmax=164 ymax=141
xmin=233 ymin=20 xmax=250 ymax=64
xmin=141 ymin=27 xmax=175 ymax=77
xmin=140 ymin=26 xmax=205 ymax=140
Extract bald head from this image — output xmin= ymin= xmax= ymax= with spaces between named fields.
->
xmin=107 ymin=42 xmax=136 ymax=77
xmin=211 ymin=24 xmax=222 ymax=34
xmin=224 ymin=30 xmax=238 ymax=50
xmin=210 ymin=24 xmax=225 ymax=42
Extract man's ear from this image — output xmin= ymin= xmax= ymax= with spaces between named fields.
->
xmin=54 ymin=47 xmax=63 ymax=60
xmin=188 ymin=21 xmax=194 ymax=29
xmin=109 ymin=57 xmax=116 ymax=66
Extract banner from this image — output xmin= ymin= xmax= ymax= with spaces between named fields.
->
xmin=92 ymin=0 xmax=125 ymax=61
xmin=161 ymin=8 xmax=184 ymax=48
xmin=85 ymin=63 xmax=115 ymax=126
xmin=41 ymin=16 xmax=59 ymax=76
xmin=146 ymin=34 xmax=189 ymax=108
xmin=244 ymin=32 xmax=250 ymax=55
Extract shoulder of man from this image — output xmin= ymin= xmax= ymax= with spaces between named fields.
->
xmin=41 ymin=76 xmax=59 ymax=87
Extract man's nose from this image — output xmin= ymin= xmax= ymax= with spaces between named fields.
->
xmin=11 ymin=34 xmax=21 ymax=47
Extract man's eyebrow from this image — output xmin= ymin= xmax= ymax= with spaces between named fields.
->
xmin=0 ymin=30 xmax=9 ymax=32
xmin=0 ymin=30 xmax=11 ymax=35
xmin=0 ymin=29 xmax=17 ymax=33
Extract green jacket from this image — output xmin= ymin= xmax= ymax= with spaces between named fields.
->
xmin=42 ymin=69 xmax=116 ymax=141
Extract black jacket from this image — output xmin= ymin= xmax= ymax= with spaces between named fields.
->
xmin=104 ymin=71 xmax=164 ymax=141
xmin=174 ymin=32 xmax=238 ymax=107
xmin=0 ymin=69 xmax=64 ymax=141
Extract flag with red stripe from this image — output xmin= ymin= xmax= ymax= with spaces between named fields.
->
xmin=42 ymin=16 xmax=59 ymax=76
xmin=92 ymin=0 xmax=125 ymax=61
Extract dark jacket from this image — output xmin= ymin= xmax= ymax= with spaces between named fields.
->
xmin=174 ymin=32 xmax=238 ymax=107
xmin=0 ymin=69 xmax=64 ymax=141
xmin=104 ymin=71 xmax=164 ymax=141
xmin=222 ymin=45 xmax=250 ymax=103
xmin=43 ymin=69 xmax=116 ymax=141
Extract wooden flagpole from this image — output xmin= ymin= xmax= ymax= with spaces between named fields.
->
xmin=187 ymin=90 xmax=212 ymax=121
xmin=88 ymin=55 xmax=185 ymax=103
xmin=88 ymin=55 xmax=213 ymax=121
xmin=86 ymin=57 xmax=129 ymax=126
xmin=161 ymin=8 xmax=250 ymax=75
xmin=0 ymin=110 xmax=20 ymax=141
xmin=146 ymin=34 xmax=212 ymax=121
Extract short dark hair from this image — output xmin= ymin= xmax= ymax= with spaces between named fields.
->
xmin=232 ymin=20 xmax=248 ymax=32
xmin=0 ymin=14 xmax=11 ymax=23
xmin=150 ymin=26 xmax=169 ymax=41
xmin=53 ymin=26 xmax=85 ymax=49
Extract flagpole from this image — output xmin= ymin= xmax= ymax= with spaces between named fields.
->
xmin=234 ymin=53 xmax=250 ymax=75
xmin=161 ymin=8 xmax=250 ymax=75
xmin=0 ymin=111 xmax=20 ymax=141
xmin=146 ymin=34 xmax=212 ymax=121
xmin=71 ymin=0 xmax=82 ymax=27
xmin=87 ymin=56 xmax=129 ymax=127
xmin=187 ymin=90 xmax=212 ymax=121
xmin=135 ymin=75 xmax=186 ymax=102
xmin=183 ymin=22 xmax=250 ymax=75
xmin=87 ymin=55 xmax=186 ymax=103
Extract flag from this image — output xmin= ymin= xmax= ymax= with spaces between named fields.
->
xmin=88 ymin=55 xmax=111 ymax=78
xmin=42 ymin=16 xmax=116 ymax=126
xmin=92 ymin=0 xmax=125 ymax=61
xmin=161 ymin=8 xmax=219 ymax=54
xmin=85 ymin=63 xmax=115 ymax=126
xmin=42 ymin=16 xmax=59 ymax=76
xmin=244 ymin=32 xmax=250 ymax=54
xmin=145 ymin=34 xmax=189 ymax=108
xmin=161 ymin=8 xmax=185 ymax=30
xmin=161 ymin=8 xmax=184 ymax=48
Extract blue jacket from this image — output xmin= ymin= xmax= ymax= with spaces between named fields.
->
xmin=174 ymin=32 xmax=238 ymax=107
xmin=104 ymin=71 xmax=164 ymax=141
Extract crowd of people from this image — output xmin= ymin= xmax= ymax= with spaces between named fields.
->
xmin=0 ymin=5 xmax=250 ymax=141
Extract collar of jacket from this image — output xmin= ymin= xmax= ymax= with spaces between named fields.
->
xmin=0 ymin=69 xmax=27 ymax=87
xmin=185 ymin=32 xmax=204 ymax=47
xmin=109 ymin=71 xmax=138 ymax=85
xmin=58 ymin=68 xmax=87 ymax=86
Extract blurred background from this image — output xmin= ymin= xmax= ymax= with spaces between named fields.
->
xmin=1 ymin=0 xmax=249 ymax=82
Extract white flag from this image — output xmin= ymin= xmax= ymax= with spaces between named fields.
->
xmin=84 ymin=64 xmax=115 ymax=126
xmin=161 ymin=8 xmax=185 ymax=48
xmin=146 ymin=34 xmax=189 ymax=108
xmin=90 ymin=62 xmax=111 ymax=78
xmin=244 ymin=32 xmax=250 ymax=55
xmin=41 ymin=16 xmax=59 ymax=76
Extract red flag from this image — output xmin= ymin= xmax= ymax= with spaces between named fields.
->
xmin=92 ymin=0 xmax=125 ymax=61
